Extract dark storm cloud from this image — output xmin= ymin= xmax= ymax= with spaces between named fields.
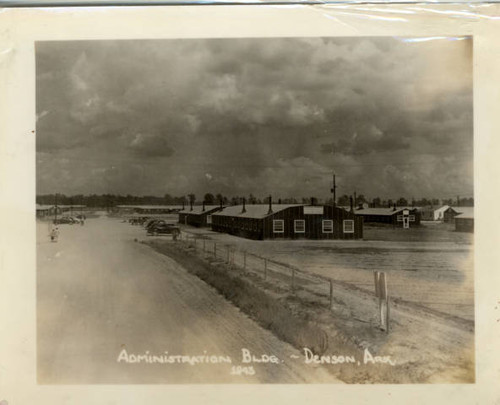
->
xmin=36 ymin=37 xmax=473 ymax=199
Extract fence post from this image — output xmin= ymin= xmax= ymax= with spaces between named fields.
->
xmin=264 ymin=258 xmax=267 ymax=280
xmin=374 ymin=271 xmax=390 ymax=333
xmin=329 ymin=279 xmax=333 ymax=309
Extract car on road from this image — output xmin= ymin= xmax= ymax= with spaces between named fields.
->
xmin=147 ymin=223 xmax=180 ymax=237
xmin=53 ymin=216 xmax=76 ymax=225
xmin=145 ymin=219 xmax=165 ymax=230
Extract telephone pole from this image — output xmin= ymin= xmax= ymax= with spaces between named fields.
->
xmin=54 ymin=193 xmax=58 ymax=224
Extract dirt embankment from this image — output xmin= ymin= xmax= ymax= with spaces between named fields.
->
xmin=146 ymin=238 xmax=475 ymax=384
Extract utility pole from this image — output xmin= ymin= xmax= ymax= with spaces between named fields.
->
xmin=54 ymin=193 xmax=58 ymax=224
xmin=330 ymin=173 xmax=337 ymax=208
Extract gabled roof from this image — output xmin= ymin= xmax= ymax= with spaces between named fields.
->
xmin=419 ymin=205 xmax=449 ymax=213
xmin=36 ymin=204 xmax=55 ymax=210
xmin=354 ymin=207 xmax=416 ymax=216
xmin=213 ymin=204 xmax=305 ymax=219
xmin=454 ymin=207 xmax=474 ymax=219
xmin=178 ymin=205 xmax=223 ymax=215
xmin=116 ymin=205 xmax=183 ymax=209
xmin=434 ymin=205 xmax=450 ymax=213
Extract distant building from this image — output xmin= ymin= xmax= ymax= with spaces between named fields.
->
xmin=178 ymin=204 xmax=225 ymax=228
xmin=115 ymin=205 xmax=183 ymax=215
xmin=443 ymin=206 xmax=474 ymax=224
xmin=211 ymin=202 xmax=362 ymax=240
xmin=36 ymin=204 xmax=62 ymax=218
xmin=419 ymin=205 xmax=450 ymax=221
xmin=354 ymin=207 xmax=421 ymax=228
xmin=454 ymin=209 xmax=474 ymax=233
xmin=443 ymin=207 xmax=474 ymax=232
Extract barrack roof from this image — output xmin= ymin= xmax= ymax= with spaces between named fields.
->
xmin=178 ymin=205 xmax=223 ymax=215
xmin=354 ymin=207 xmax=416 ymax=216
xmin=116 ymin=205 xmax=183 ymax=209
xmin=213 ymin=204 xmax=305 ymax=219
xmin=453 ymin=207 xmax=474 ymax=219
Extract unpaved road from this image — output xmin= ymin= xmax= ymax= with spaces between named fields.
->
xmin=37 ymin=215 xmax=339 ymax=384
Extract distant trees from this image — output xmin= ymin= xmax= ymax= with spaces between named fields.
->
xmin=396 ymin=197 xmax=408 ymax=206
xmin=355 ymin=194 xmax=367 ymax=205
xmin=36 ymin=192 xmax=474 ymax=209
xmin=248 ymin=194 xmax=258 ymax=204
xmin=337 ymin=194 xmax=350 ymax=206
xmin=164 ymin=193 xmax=174 ymax=204
xmin=203 ymin=193 xmax=215 ymax=204
xmin=215 ymin=194 xmax=228 ymax=205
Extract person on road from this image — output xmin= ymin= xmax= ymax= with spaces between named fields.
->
xmin=50 ymin=227 xmax=59 ymax=242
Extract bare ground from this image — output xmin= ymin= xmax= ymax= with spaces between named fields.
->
xmin=147 ymin=237 xmax=474 ymax=384
xmin=144 ymin=221 xmax=475 ymax=384
xmin=37 ymin=215 xmax=340 ymax=384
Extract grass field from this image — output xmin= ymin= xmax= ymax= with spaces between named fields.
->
xmin=180 ymin=221 xmax=474 ymax=321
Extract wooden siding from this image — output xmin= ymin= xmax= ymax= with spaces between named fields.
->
xmin=356 ymin=209 xmax=421 ymax=227
xmin=178 ymin=207 xmax=222 ymax=228
xmin=211 ymin=205 xmax=363 ymax=240
xmin=455 ymin=217 xmax=474 ymax=233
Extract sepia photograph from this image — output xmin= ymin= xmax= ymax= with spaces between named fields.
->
xmin=34 ymin=35 xmax=475 ymax=384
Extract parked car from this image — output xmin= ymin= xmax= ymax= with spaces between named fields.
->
xmin=145 ymin=219 xmax=165 ymax=230
xmin=147 ymin=223 xmax=180 ymax=237
xmin=53 ymin=216 xmax=74 ymax=225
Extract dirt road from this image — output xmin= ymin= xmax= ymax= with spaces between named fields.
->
xmin=37 ymin=215 xmax=339 ymax=384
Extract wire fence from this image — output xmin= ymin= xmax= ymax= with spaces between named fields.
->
xmin=176 ymin=232 xmax=342 ymax=311
xmin=151 ymin=229 xmax=472 ymax=330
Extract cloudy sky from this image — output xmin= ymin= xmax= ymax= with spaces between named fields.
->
xmin=36 ymin=37 xmax=473 ymax=200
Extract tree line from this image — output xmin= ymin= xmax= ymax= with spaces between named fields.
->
xmin=37 ymin=193 xmax=474 ymax=208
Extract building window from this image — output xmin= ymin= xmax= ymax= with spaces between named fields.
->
xmin=343 ymin=220 xmax=354 ymax=233
xmin=322 ymin=220 xmax=333 ymax=233
xmin=206 ymin=215 xmax=212 ymax=225
xmin=294 ymin=220 xmax=305 ymax=233
xmin=273 ymin=220 xmax=284 ymax=233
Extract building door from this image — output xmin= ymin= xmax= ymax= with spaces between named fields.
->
xmin=403 ymin=216 xmax=410 ymax=229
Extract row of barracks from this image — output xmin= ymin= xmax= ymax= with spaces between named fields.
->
xmin=178 ymin=203 xmax=224 ymax=228
xmin=179 ymin=199 xmax=363 ymax=240
xmin=353 ymin=207 xmax=421 ymax=227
